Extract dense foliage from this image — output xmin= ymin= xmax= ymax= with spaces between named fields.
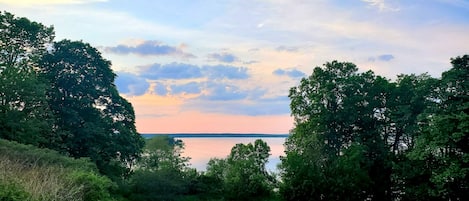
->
xmin=0 ymin=11 xmax=55 ymax=147
xmin=281 ymin=58 xmax=468 ymax=201
xmin=0 ymin=139 xmax=114 ymax=201
xmin=39 ymin=39 xmax=144 ymax=177
xmin=123 ymin=136 xmax=193 ymax=201
xmin=0 ymin=11 xmax=144 ymax=178
xmin=205 ymin=139 xmax=278 ymax=201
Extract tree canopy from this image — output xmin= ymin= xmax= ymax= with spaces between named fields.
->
xmin=0 ymin=11 xmax=144 ymax=178
xmin=281 ymin=58 xmax=468 ymax=201
xmin=39 ymin=39 xmax=144 ymax=176
xmin=0 ymin=11 xmax=55 ymax=147
xmin=206 ymin=139 xmax=276 ymax=201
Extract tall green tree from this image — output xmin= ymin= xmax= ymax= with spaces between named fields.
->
xmin=386 ymin=73 xmax=440 ymax=201
xmin=281 ymin=61 xmax=394 ymax=201
xmin=408 ymin=55 xmax=469 ymax=200
xmin=39 ymin=39 xmax=144 ymax=176
xmin=385 ymin=74 xmax=437 ymax=154
xmin=281 ymin=58 xmax=467 ymax=201
xmin=0 ymin=11 xmax=54 ymax=70
xmin=0 ymin=11 xmax=55 ymax=147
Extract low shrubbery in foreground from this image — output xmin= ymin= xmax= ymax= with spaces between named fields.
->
xmin=0 ymin=139 xmax=114 ymax=201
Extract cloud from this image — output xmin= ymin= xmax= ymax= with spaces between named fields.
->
xmin=154 ymin=82 xmax=168 ymax=96
xmin=207 ymin=52 xmax=238 ymax=63
xmin=140 ymin=63 xmax=203 ymax=80
xmin=170 ymin=82 xmax=202 ymax=95
xmin=273 ymin=68 xmax=306 ymax=78
xmin=115 ymin=72 xmax=149 ymax=96
xmin=273 ymin=69 xmax=286 ymax=76
xmin=276 ymin=45 xmax=299 ymax=52
xmin=178 ymin=81 xmax=292 ymax=116
xmin=378 ymin=54 xmax=395 ymax=61
xmin=137 ymin=63 xmax=250 ymax=81
xmin=202 ymin=82 xmax=248 ymax=101
xmin=361 ymin=0 xmax=400 ymax=12
xmin=104 ymin=40 xmax=195 ymax=58
xmin=243 ymin=60 xmax=259 ymax=65
xmin=203 ymin=65 xmax=249 ymax=80
xmin=368 ymin=54 xmax=395 ymax=62
xmin=185 ymin=95 xmax=291 ymax=116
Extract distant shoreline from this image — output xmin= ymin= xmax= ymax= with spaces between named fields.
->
xmin=141 ymin=133 xmax=289 ymax=138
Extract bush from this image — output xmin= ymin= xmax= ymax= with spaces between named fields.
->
xmin=0 ymin=139 xmax=96 ymax=172
xmin=68 ymin=171 xmax=114 ymax=201
xmin=0 ymin=139 xmax=116 ymax=201
xmin=0 ymin=180 xmax=30 ymax=201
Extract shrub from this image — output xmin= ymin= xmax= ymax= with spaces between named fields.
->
xmin=0 ymin=180 xmax=30 ymax=201
xmin=0 ymin=139 xmax=115 ymax=201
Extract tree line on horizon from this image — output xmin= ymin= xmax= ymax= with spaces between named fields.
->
xmin=0 ymin=11 xmax=467 ymax=201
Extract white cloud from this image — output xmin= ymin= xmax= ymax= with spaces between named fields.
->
xmin=361 ymin=0 xmax=400 ymax=12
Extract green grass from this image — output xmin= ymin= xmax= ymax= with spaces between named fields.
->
xmin=0 ymin=139 xmax=114 ymax=201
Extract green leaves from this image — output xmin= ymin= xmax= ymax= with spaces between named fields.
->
xmin=38 ymin=39 xmax=144 ymax=176
xmin=283 ymin=60 xmax=436 ymax=201
xmin=283 ymin=56 xmax=469 ymax=201
xmin=0 ymin=11 xmax=54 ymax=148
xmin=406 ymin=55 xmax=469 ymax=200
xmin=206 ymin=139 xmax=276 ymax=201
xmin=0 ymin=11 xmax=54 ymax=72
xmin=124 ymin=136 xmax=194 ymax=201
xmin=139 ymin=136 xmax=190 ymax=172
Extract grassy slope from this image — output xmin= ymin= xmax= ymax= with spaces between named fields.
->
xmin=0 ymin=139 xmax=114 ymax=201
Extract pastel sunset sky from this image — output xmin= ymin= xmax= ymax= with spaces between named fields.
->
xmin=2 ymin=0 xmax=468 ymax=134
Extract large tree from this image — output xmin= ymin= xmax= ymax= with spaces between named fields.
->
xmin=281 ymin=61 xmax=395 ymax=201
xmin=407 ymin=55 xmax=469 ymax=200
xmin=386 ymin=73 xmax=440 ymax=201
xmin=39 ymin=39 xmax=144 ymax=175
xmin=281 ymin=58 xmax=468 ymax=201
xmin=0 ymin=11 xmax=55 ymax=147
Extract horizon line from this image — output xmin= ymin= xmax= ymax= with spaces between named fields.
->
xmin=140 ymin=132 xmax=289 ymax=135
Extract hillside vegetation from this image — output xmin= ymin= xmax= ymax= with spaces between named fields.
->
xmin=0 ymin=139 xmax=113 ymax=201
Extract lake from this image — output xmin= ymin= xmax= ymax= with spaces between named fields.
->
xmin=142 ymin=134 xmax=288 ymax=172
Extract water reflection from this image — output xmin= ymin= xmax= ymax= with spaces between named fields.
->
xmin=178 ymin=137 xmax=286 ymax=172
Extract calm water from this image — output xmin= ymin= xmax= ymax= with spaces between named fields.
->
xmin=142 ymin=134 xmax=288 ymax=172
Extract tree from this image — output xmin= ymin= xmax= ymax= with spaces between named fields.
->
xmin=206 ymin=139 xmax=276 ymax=201
xmin=385 ymin=73 xmax=439 ymax=201
xmin=125 ymin=136 xmax=192 ymax=201
xmin=408 ymin=55 xmax=469 ymax=200
xmin=384 ymin=74 xmax=438 ymax=154
xmin=39 ymin=39 xmax=144 ymax=176
xmin=0 ymin=11 xmax=55 ymax=147
xmin=138 ymin=135 xmax=190 ymax=172
xmin=0 ymin=11 xmax=54 ymax=70
xmin=281 ymin=61 xmax=394 ymax=201
xmin=281 ymin=58 xmax=468 ymax=201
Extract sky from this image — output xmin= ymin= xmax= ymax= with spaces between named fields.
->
xmin=1 ymin=0 xmax=468 ymax=134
